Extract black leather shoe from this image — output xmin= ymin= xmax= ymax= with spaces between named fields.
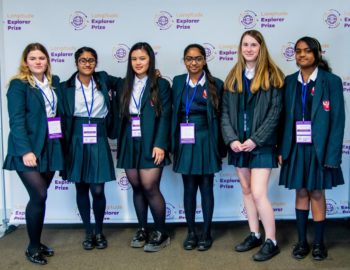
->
xmin=82 ymin=234 xmax=95 ymax=250
xmin=292 ymin=241 xmax=310 ymax=260
xmin=235 ymin=232 xmax=263 ymax=252
xmin=131 ymin=228 xmax=148 ymax=248
xmin=253 ymin=239 xmax=280 ymax=261
xmin=312 ymin=243 xmax=328 ymax=261
xmin=39 ymin=244 xmax=54 ymax=257
xmin=25 ymin=249 xmax=47 ymax=265
xmin=144 ymin=231 xmax=170 ymax=252
xmin=183 ymin=232 xmax=198 ymax=250
xmin=197 ymin=235 xmax=213 ymax=251
xmin=95 ymin=233 xmax=108 ymax=249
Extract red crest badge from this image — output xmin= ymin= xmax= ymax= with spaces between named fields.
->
xmin=311 ymin=87 xmax=315 ymax=96
xmin=322 ymin=100 xmax=330 ymax=111
xmin=150 ymin=100 xmax=154 ymax=107
xmin=202 ymin=89 xmax=207 ymax=99
xmin=108 ymin=89 xmax=112 ymax=101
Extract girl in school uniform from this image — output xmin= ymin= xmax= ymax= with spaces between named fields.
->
xmin=279 ymin=36 xmax=345 ymax=261
xmin=3 ymin=43 xmax=64 ymax=265
xmin=171 ymin=44 xmax=225 ymax=251
xmin=117 ymin=42 xmax=171 ymax=252
xmin=221 ymin=30 xmax=284 ymax=261
xmin=60 ymin=47 xmax=120 ymax=251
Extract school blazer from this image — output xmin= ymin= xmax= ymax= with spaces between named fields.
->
xmin=6 ymin=76 xmax=61 ymax=157
xmin=279 ymin=69 xmax=345 ymax=167
xmin=221 ymin=83 xmax=282 ymax=150
xmin=171 ymin=74 xmax=226 ymax=158
xmin=117 ymin=77 xmax=171 ymax=158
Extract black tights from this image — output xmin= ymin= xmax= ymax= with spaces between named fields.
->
xmin=126 ymin=168 xmax=166 ymax=233
xmin=75 ymin=182 xmax=106 ymax=235
xmin=182 ymin=174 xmax=214 ymax=237
xmin=18 ymin=171 xmax=55 ymax=252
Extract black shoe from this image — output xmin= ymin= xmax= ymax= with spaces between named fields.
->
xmin=82 ymin=234 xmax=95 ymax=250
xmin=235 ymin=232 xmax=263 ymax=252
xmin=312 ymin=243 xmax=328 ymax=261
xmin=292 ymin=241 xmax=310 ymax=260
xmin=197 ymin=235 xmax=213 ymax=251
xmin=39 ymin=244 xmax=54 ymax=257
xmin=144 ymin=231 xmax=170 ymax=252
xmin=131 ymin=228 xmax=148 ymax=248
xmin=25 ymin=249 xmax=47 ymax=265
xmin=253 ymin=239 xmax=280 ymax=261
xmin=183 ymin=232 xmax=198 ymax=250
xmin=95 ymin=233 xmax=108 ymax=249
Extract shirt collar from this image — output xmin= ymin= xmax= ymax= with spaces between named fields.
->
xmin=298 ymin=67 xmax=318 ymax=84
xmin=244 ymin=66 xmax=255 ymax=80
xmin=75 ymin=75 xmax=95 ymax=90
xmin=33 ymin=75 xmax=49 ymax=88
xmin=186 ymin=71 xmax=206 ymax=87
xmin=134 ymin=75 xmax=148 ymax=86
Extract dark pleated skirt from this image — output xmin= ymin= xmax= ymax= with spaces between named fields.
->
xmin=279 ymin=143 xmax=344 ymax=191
xmin=117 ymin=120 xmax=170 ymax=169
xmin=67 ymin=117 xmax=115 ymax=183
xmin=228 ymin=146 xmax=278 ymax=168
xmin=173 ymin=114 xmax=221 ymax=175
xmin=3 ymin=137 xmax=64 ymax=173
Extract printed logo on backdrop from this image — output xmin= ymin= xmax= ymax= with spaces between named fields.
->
xmin=218 ymin=44 xmax=238 ymax=62
xmin=326 ymin=199 xmax=338 ymax=215
xmin=50 ymin=47 xmax=76 ymax=64
xmin=6 ymin=13 xmax=33 ymax=31
xmin=273 ymin=202 xmax=285 ymax=215
xmin=113 ymin=44 xmax=130 ymax=63
xmin=215 ymin=172 xmax=239 ymax=190
xmin=155 ymin=11 xmax=174 ymax=30
xmin=12 ymin=209 xmax=25 ymax=221
xmin=240 ymin=205 xmax=248 ymax=219
xmin=104 ymin=205 xmax=121 ymax=221
xmin=54 ymin=179 xmax=73 ymax=191
xmin=117 ymin=172 xmax=131 ymax=190
xmin=70 ymin=11 xmax=89 ymax=30
xmin=202 ymin=43 xmax=216 ymax=62
xmin=323 ymin=9 xmax=342 ymax=28
xmin=155 ymin=11 xmax=202 ymax=30
xmin=342 ymin=77 xmax=350 ymax=92
xmin=240 ymin=10 xmax=287 ymax=29
xmin=70 ymin=11 xmax=118 ymax=30
xmin=342 ymin=144 xmax=350 ymax=154
xmin=340 ymin=201 xmax=350 ymax=214
xmin=165 ymin=203 xmax=176 ymax=220
xmin=178 ymin=206 xmax=202 ymax=220
xmin=281 ymin=42 xmax=295 ymax=61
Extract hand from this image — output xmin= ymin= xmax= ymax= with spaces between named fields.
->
xmin=152 ymin=147 xmax=165 ymax=165
xmin=23 ymin=152 xmax=37 ymax=167
xmin=241 ymin=139 xmax=256 ymax=152
xmin=230 ymin=140 xmax=243 ymax=153
xmin=278 ymin=155 xmax=283 ymax=165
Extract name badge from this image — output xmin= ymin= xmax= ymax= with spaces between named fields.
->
xmin=296 ymin=121 xmax=312 ymax=144
xmin=82 ymin=124 xmax=97 ymax=144
xmin=131 ymin=117 xmax=141 ymax=138
xmin=180 ymin=123 xmax=195 ymax=144
xmin=47 ymin=117 xmax=63 ymax=139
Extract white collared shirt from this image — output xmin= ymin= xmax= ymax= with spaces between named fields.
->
xmin=129 ymin=75 xmax=148 ymax=114
xmin=74 ymin=76 xmax=108 ymax=118
xmin=34 ymin=75 xmax=57 ymax=117
xmin=244 ymin=66 xmax=255 ymax=80
xmin=186 ymin=72 xmax=206 ymax=88
xmin=298 ymin=67 xmax=318 ymax=84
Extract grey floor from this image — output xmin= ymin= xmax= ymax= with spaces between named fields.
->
xmin=0 ymin=220 xmax=349 ymax=270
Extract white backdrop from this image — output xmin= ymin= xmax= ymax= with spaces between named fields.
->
xmin=1 ymin=0 xmax=349 ymax=224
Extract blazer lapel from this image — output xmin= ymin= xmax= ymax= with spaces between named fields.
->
xmin=289 ymin=74 xmax=298 ymax=119
xmin=311 ymin=71 xmax=325 ymax=120
xmin=140 ymin=80 xmax=151 ymax=111
xmin=32 ymin=86 xmax=46 ymax=110
xmin=67 ymin=86 xmax=76 ymax=116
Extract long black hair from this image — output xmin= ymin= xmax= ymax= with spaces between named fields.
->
xmin=294 ymin=36 xmax=331 ymax=72
xmin=183 ymin=43 xmax=219 ymax=113
xmin=120 ymin=42 xmax=161 ymax=117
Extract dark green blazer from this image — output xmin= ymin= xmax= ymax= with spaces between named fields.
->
xmin=279 ymin=69 xmax=345 ymax=167
xmin=171 ymin=74 xmax=226 ymax=158
xmin=117 ymin=77 xmax=171 ymax=158
xmin=5 ymin=76 xmax=61 ymax=157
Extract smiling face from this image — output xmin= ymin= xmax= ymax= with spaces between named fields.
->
xmin=25 ymin=49 xmax=48 ymax=81
xmin=77 ymin=51 xmax=96 ymax=77
xmin=131 ymin=49 xmax=150 ymax=79
xmin=184 ymin=47 xmax=206 ymax=76
xmin=295 ymin=40 xmax=316 ymax=69
xmin=241 ymin=34 xmax=260 ymax=67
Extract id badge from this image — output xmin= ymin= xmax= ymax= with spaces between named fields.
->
xmin=180 ymin=123 xmax=195 ymax=144
xmin=82 ymin=124 xmax=97 ymax=144
xmin=131 ymin=117 xmax=141 ymax=138
xmin=47 ymin=117 xmax=63 ymax=139
xmin=296 ymin=121 xmax=312 ymax=143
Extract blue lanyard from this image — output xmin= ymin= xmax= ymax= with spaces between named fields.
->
xmin=79 ymin=78 xmax=94 ymax=123
xmin=36 ymin=84 xmax=55 ymax=115
xmin=131 ymin=80 xmax=147 ymax=116
xmin=301 ymin=77 xmax=308 ymax=122
xmin=244 ymin=75 xmax=250 ymax=94
xmin=185 ymin=72 xmax=205 ymax=123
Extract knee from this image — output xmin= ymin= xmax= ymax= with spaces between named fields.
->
xmin=90 ymin=188 xmax=105 ymax=199
xmin=310 ymin=191 xmax=324 ymax=202
xmin=241 ymin=183 xmax=252 ymax=196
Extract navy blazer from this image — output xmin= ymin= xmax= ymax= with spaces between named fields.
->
xmin=6 ymin=76 xmax=61 ymax=157
xmin=279 ymin=69 xmax=345 ymax=167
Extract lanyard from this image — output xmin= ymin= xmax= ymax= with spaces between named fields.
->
xmin=37 ymin=84 xmax=55 ymax=116
xmin=185 ymin=72 xmax=205 ymax=123
xmin=131 ymin=80 xmax=147 ymax=116
xmin=301 ymin=77 xmax=308 ymax=122
xmin=79 ymin=78 xmax=94 ymax=123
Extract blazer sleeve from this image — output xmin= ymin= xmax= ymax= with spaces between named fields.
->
xmin=250 ymin=87 xmax=282 ymax=146
xmin=324 ymin=75 xmax=345 ymax=166
xmin=221 ymin=90 xmax=239 ymax=145
xmin=106 ymin=74 xmax=122 ymax=139
xmin=7 ymin=80 xmax=33 ymax=156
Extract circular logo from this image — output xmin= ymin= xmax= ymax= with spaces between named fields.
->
xmin=202 ymin=43 xmax=217 ymax=62
xmin=323 ymin=9 xmax=341 ymax=28
xmin=281 ymin=42 xmax=295 ymax=61
xmin=70 ymin=11 xmax=88 ymax=30
xmin=240 ymin=205 xmax=248 ymax=219
xmin=165 ymin=203 xmax=176 ymax=220
xmin=326 ymin=199 xmax=338 ymax=215
xmin=112 ymin=44 xmax=130 ymax=63
xmin=239 ymin=10 xmax=258 ymax=29
xmin=117 ymin=175 xmax=131 ymax=190
xmin=154 ymin=11 xmax=173 ymax=30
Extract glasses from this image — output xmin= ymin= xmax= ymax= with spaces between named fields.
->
xmin=78 ymin=58 xmax=96 ymax=65
xmin=184 ymin=56 xmax=204 ymax=63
